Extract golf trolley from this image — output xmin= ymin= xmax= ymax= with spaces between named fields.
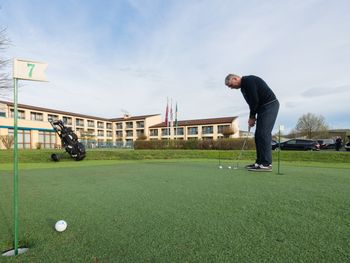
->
xmin=49 ymin=119 xmax=86 ymax=161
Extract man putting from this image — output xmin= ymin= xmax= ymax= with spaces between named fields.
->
xmin=225 ymin=74 xmax=279 ymax=172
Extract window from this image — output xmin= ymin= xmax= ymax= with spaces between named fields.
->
xmin=136 ymin=121 xmax=144 ymax=128
xmin=76 ymin=128 xmax=84 ymax=135
xmin=187 ymin=127 xmax=198 ymax=135
xmin=136 ymin=130 xmax=144 ymax=137
xmin=116 ymin=131 xmax=123 ymax=138
xmin=97 ymin=122 xmax=104 ymax=129
xmin=202 ymin=126 xmax=213 ymax=134
xmin=126 ymin=130 xmax=133 ymax=137
xmin=107 ymin=131 xmax=113 ymax=137
xmin=48 ymin=114 xmax=58 ymax=122
xmin=161 ymin=128 xmax=170 ymax=136
xmin=218 ymin=125 xmax=230 ymax=134
xmin=175 ymin=127 xmax=184 ymax=135
xmin=62 ymin=116 xmax=72 ymax=125
xmin=116 ymin=123 xmax=123 ymax=129
xmin=30 ymin=112 xmax=43 ymax=121
xmin=87 ymin=129 xmax=95 ymax=136
xmin=150 ymin=129 xmax=158 ymax=136
xmin=76 ymin=118 xmax=84 ymax=127
xmin=87 ymin=120 xmax=95 ymax=128
xmin=0 ymin=104 xmax=6 ymax=117
xmin=106 ymin=123 xmax=112 ymax=130
xmin=8 ymin=129 xmax=31 ymax=149
xmin=38 ymin=131 xmax=57 ymax=149
xmin=126 ymin=122 xmax=133 ymax=129
xmin=10 ymin=109 xmax=25 ymax=119
xmin=98 ymin=130 xmax=104 ymax=137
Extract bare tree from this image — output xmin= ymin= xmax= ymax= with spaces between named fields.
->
xmin=222 ymin=127 xmax=235 ymax=138
xmin=0 ymin=135 xmax=14 ymax=149
xmin=0 ymin=27 xmax=12 ymax=99
xmin=295 ymin=113 xmax=329 ymax=139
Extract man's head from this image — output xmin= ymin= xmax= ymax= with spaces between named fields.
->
xmin=225 ymin=74 xmax=241 ymax=89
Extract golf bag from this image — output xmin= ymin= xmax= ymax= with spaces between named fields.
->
xmin=50 ymin=120 xmax=86 ymax=161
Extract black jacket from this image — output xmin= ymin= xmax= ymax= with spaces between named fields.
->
xmin=240 ymin=75 xmax=277 ymax=118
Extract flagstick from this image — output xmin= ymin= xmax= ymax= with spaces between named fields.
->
xmin=13 ymin=78 xmax=19 ymax=256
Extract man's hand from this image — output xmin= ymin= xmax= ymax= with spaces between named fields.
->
xmin=248 ymin=118 xmax=256 ymax=128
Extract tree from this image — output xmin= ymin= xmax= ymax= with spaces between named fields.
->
xmin=222 ymin=127 xmax=235 ymax=138
xmin=295 ymin=113 xmax=329 ymax=139
xmin=0 ymin=135 xmax=14 ymax=149
xmin=0 ymin=27 xmax=12 ymax=98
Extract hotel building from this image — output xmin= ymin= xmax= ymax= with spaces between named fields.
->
xmin=0 ymin=100 xmax=239 ymax=149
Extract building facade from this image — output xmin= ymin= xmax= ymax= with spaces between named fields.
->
xmin=0 ymin=100 xmax=239 ymax=149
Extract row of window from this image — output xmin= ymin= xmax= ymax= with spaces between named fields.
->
xmin=149 ymin=125 xmax=230 ymax=136
xmin=7 ymin=129 xmax=57 ymax=149
xmin=115 ymin=121 xmax=145 ymax=130
xmin=2 ymin=110 xmax=150 ymax=131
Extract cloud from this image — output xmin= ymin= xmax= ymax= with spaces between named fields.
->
xmin=1 ymin=0 xmax=350 ymax=132
xmin=302 ymin=84 xmax=350 ymax=98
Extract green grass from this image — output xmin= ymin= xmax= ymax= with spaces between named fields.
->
xmin=1 ymin=160 xmax=349 ymax=262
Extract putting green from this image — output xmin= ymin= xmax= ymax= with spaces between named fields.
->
xmin=1 ymin=160 xmax=349 ymax=262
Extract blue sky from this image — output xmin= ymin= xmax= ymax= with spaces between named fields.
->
xmin=0 ymin=0 xmax=349 ymax=133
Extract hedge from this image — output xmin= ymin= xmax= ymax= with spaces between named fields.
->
xmin=134 ymin=138 xmax=256 ymax=150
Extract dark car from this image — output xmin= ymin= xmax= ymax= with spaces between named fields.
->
xmin=277 ymin=139 xmax=320 ymax=151
xmin=345 ymin=137 xmax=350 ymax=152
xmin=317 ymin=139 xmax=335 ymax=149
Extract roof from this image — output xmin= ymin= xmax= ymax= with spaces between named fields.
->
xmin=109 ymin=114 xmax=161 ymax=122
xmin=0 ymin=100 xmax=159 ymax=122
xmin=150 ymin=116 xmax=238 ymax=128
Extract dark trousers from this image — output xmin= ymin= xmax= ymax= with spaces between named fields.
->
xmin=255 ymin=100 xmax=279 ymax=166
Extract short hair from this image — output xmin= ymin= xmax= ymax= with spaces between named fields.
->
xmin=225 ymin=74 xmax=239 ymax=85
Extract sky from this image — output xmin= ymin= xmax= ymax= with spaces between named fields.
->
xmin=0 ymin=0 xmax=349 ymax=133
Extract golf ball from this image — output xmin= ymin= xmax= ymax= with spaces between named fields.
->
xmin=219 ymin=165 xmax=223 ymax=169
xmin=55 ymin=220 xmax=67 ymax=232
xmin=228 ymin=166 xmax=232 ymax=169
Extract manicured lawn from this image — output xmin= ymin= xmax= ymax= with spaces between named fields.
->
xmin=1 ymin=160 xmax=350 ymax=262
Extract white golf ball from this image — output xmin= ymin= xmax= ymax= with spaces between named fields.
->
xmin=228 ymin=166 xmax=232 ymax=169
xmin=55 ymin=220 xmax=67 ymax=232
xmin=219 ymin=165 xmax=223 ymax=169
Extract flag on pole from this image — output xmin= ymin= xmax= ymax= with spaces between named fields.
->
xmin=170 ymin=99 xmax=173 ymax=128
xmin=175 ymin=102 xmax=178 ymax=127
xmin=165 ymin=98 xmax=169 ymax=127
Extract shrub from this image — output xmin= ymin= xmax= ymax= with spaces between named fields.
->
xmin=134 ymin=139 xmax=256 ymax=150
xmin=36 ymin=142 xmax=42 ymax=149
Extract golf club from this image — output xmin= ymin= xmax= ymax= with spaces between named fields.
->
xmin=233 ymin=126 xmax=251 ymax=169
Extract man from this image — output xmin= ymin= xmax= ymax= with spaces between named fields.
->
xmin=335 ymin=136 xmax=342 ymax=151
xmin=225 ymin=74 xmax=279 ymax=172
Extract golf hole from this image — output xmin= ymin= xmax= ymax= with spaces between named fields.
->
xmin=2 ymin=248 xmax=29 ymax=257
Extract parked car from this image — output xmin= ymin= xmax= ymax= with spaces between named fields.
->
xmin=317 ymin=139 xmax=336 ymax=149
xmin=345 ymin=138 xmax=350 ymax=151
xmin=277 ymin=139 xmax=320 ymax=151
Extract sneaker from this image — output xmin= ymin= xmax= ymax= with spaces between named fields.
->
xmin=245 ymin=163 xmax=258 ymax=169
xmin=248 ymin=164 xmax=272 ymax=172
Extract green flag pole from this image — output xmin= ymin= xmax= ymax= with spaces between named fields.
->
xmin=13 ymin=77 xmax=19 ymax=256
